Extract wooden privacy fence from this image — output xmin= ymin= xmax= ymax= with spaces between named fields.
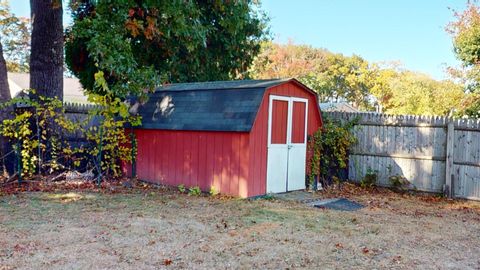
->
xmin=63 ymin=102 xmax=100 ymax=143
xmin=324 ymin=111 xmax=480 ymax=201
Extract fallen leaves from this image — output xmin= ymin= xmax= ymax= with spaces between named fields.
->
xmin=1 ymin=187 xmax=479 ymax=269
xmin=0 ymin=177 xmax=169 ymax=196
xmin=392 ymin=255 xmax=402 ymax=263
xmin=147 ymin=240 xmax=156 ymax=246
xmin=12 ymin=242 xmax=37 ymax=254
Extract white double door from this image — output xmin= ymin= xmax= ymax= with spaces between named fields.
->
xmin=266 ymin=95 xmax=308 ymax=193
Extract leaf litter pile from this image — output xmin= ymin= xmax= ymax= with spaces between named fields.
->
xmin=0 ymin=180 xmax=479 ymax=269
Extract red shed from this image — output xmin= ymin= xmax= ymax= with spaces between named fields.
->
xmin=127 ymin=79 xmax=323 ymax=197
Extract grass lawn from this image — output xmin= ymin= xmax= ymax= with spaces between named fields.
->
xmin=0 ymin=184 xmax=479 ymax=269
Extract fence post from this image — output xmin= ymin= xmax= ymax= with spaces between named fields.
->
xmin=445 ymin=121 xmax=455 ymax=198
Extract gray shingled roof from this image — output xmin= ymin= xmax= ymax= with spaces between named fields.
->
xmin=157 ymin=78 xmax=289 ymax=91
xmin=137 ymin=79 xmax=291 ymax=132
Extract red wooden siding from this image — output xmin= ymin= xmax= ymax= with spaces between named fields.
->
xmin=125 ymin=79 xmax=322 ymax=198
xmin=132 ymin=129 xmax=251 ymax=197
xmin=270 ymin=99 xmax=288 ymax=144
xmin=291 ymin=101 xmax=306 ymax=143
xmin=248 ymin=81 xmax=323 ymax=196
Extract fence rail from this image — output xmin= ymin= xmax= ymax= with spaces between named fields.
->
xmin=324 ymin=111 xmax=480 ymax=201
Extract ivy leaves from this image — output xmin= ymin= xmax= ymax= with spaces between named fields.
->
xmin=311 ymin=116 xmax=358 ymax=187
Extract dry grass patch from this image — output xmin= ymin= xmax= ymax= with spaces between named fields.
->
xmin=0 ymin=187 xmax=479 ymax=269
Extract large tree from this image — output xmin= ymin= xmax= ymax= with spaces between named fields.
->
xmin=0 ymin=41 xmax=9 ymax=103
xmin=65 ymin=0 xmax=268 ymax=100
xmin=30 ymin=0 xmax=63 ymax=100
xmin=0 ymin=40 xmax=13 ymax=175
xmin=0 ymin=1 xmax=15 ymax=175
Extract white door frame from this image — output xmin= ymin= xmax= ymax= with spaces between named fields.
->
xmin=286 ymin=97 xmax=308 ymax=191
xmin=266 ymin=95 xmax=309 ymax=193
xmin=267 ymin=95 xmax=291 ymax=148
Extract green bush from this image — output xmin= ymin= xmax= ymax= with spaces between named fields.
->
xmin=309 ymin=116 xmax=358 ymax=188
xmin=389 ymin=174 xmax=411 ymax=191
xmin=177 ymin=184 xmax=186 ymax=193
xmin=360 ymin=167 xmax=378 ymax=188
xmin=188 ymin=186 xmax=202 ymax=196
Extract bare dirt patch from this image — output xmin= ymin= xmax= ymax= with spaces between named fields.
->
xmin=0 ymin=184 xmax=479 ymax=269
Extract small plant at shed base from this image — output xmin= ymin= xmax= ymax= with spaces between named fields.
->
xmin=188 ymin=186 xmax=202 ymax=196
xmin=389 ymin=175 xmax=413 ymax=191
xmin=261 ymin=194 xmax=275 ymax=200
xmin=360 ymin=168 xmax=378 ymax=188
xmin=177 ymin=184 xmax=186 ymax=193
xmin=209 ymin=186 xmax=219 ymax=196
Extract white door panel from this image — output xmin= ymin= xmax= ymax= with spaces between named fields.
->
xmin=287 ymin=145 xmax=307 ymax=191
xmin=266 ymin=145 xmax=288 ymax=193
xmin=266 ymin=95 xmax=308 ymax=194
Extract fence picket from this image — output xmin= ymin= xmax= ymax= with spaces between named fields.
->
xmin=324 ymin=111 xmax=480 ymax=200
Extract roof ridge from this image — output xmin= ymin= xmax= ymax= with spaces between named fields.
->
xmin=156 ymin=78 xmax=291 ymax=92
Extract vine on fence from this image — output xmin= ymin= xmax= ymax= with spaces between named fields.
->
xmin=0 ymin=92 xmax=79 ymax=177
xmin=0 ymin=72 xmax=140 ymax=181
xmin=86 ymin=91 xmax=140 ymax=178
xmin=308 ymin=116 xmax=358 ymax=189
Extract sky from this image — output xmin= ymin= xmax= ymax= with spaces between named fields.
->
xmin=261 ymin=0 xmax=467 ymax=79
xmin=10 ymin=0 xmax=468 ymax=80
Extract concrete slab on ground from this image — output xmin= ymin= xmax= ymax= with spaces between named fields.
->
xmin=271 ymin=190 xmax=323 ymax=203
xmin=272 ymin=191 xmax=364 ymax=211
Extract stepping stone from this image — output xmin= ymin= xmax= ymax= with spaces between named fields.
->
xmin=308 ymin=198 xmax=364 ymax=211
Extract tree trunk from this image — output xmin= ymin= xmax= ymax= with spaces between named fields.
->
xmin=29 ymin=0 xmax=64 ymax=100
xmin=0 ymin=42 xmax=10 ymax=102
xmin=0 ymin=41 xmax=14 ymax=176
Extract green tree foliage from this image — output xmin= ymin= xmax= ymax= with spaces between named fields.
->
xmin=371 ymin=69 xmax=465 ymax=116
xmin=448 ymin=3 xmax=480 ymax=71
xmin=447 ymin=2 xmax=480 ymax=117
xmin=250 ymin=41 xmax=331 ymax=79
xmin=0 ymin=0 xmax=30 ymax=72
xmin=65 ymin=0 xmax=268 ymax=101
xmin=251 ymin=42 xmax=465 ymax=115
xmin=251 ymin=42 xmax=381 ymax=110
xmin=306 ymin=54 xmax=380 ymax=110
xmin=456 ymin=91 xmax=480 ymax=118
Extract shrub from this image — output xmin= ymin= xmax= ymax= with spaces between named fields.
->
xmin=209 ymin=186 xmax=219 ymax=196
xmin=188 ymin=186 xmax=201 ymax=196
xmin=360 ymin=167 xmax=378 ymax=188
xmin=177 ymin=184 xmax=186 ymax=193
xmin=308 ymin=116 xmax=358 ymax=188
xmin=389 ymin=174 xmax=412 ymax=191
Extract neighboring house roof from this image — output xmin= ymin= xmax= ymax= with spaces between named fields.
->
xmin=136 ymin=78 xmax=312 ymax=132
xmin=7 ymin=72 xmax=88 ymax=103
xmin=319 ymin=102 xmax=359 ymax=113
